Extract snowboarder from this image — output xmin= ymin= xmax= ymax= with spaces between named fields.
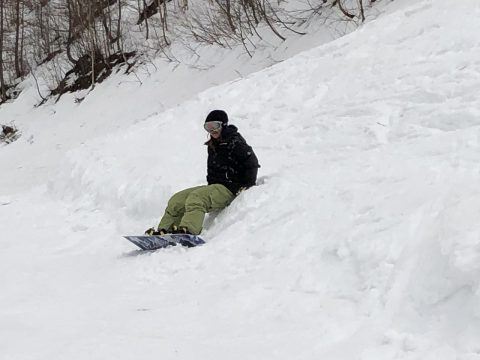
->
xmin=145 ymin=110 xmax=260 ymax=236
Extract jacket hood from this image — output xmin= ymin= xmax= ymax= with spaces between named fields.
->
xmin=220 ymin=125 xmax=238 ymax=140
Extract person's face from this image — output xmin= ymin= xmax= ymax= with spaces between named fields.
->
xmin=204 ymin=121 xmax=223 ymax=139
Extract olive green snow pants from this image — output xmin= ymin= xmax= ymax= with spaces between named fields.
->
xmin=157 ymin=184 xmax=235 ymax=235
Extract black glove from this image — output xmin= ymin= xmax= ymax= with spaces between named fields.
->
xmin=236 ymin=186 xmax=247 ymax=196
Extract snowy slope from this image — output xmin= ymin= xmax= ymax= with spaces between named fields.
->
xmin=2 ymin=0 xmax=480 ymax=359
xmin=0 ymin=2 xmax=354 ymax=196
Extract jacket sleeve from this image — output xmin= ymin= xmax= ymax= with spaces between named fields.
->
xmin=232 ymin=140 xmax=260 ymax=187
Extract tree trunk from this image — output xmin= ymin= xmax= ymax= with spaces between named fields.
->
xmin=66 ymin=0 xmax=77 ymax=63
xmin=158 ymin=0 xmax=170 ymax=45
xmin=116 ymin=0 xmax=122 ymax=52
xmin=0 ymin=0 xmax=6 ymax=102
xmin=358 ymin=0 xmax=365 ymax=22
xmin=143 ymin=0 xmax=149 ymax=39
xmin=89 ymin=0 xmax=96 ymax=89
xmin=14 ymin=0 xmax=22 ymax=78
xmin=20 ymin=0 xmax=25 ymax=76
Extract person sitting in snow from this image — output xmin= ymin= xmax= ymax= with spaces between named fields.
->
xmin=145 ymin=110 xmax=260 ymax=236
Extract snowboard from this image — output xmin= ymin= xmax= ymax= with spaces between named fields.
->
xmin=124 ymin=234 xmax=206 ymax=250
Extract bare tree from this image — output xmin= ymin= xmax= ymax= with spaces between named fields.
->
xmin=358 ymin=0 xmax=365 ymax=22
xmin=13 ymin=0 xmax=25 ymax=79
xmin=0 ymin=0 xmax=379 ymax=103
xmin=0 ymin=0 xmax=6 ymax=102
xmin=66 ymin=0 xmax=77 ymax=63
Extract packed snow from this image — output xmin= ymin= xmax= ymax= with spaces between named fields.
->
xmin=1 ymin=0 xmax=480 ymax=359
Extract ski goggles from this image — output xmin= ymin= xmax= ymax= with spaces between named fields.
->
xmin=204 ymin=121 xmax=223 ymax=133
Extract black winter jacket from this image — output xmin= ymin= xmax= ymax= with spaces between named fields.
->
xmin=206 ymin=125 xmax=260 ymax=195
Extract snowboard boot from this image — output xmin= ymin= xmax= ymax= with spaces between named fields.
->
xmin=145 ymin=227 xmax=168 ymax=236
xmin=156 ymin=228 xmax=168 ymax=235
xmin=145 ymin=227 xmax=156 ymax=235
xmin=173 ymin=227 xmax=192 ymax=235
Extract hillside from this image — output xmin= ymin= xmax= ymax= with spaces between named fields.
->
xmin=1 ymin=0 xmax=480 ymax=359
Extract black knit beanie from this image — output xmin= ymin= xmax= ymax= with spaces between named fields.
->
xmin=205 ymin=110 xmax=229 ymax=125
